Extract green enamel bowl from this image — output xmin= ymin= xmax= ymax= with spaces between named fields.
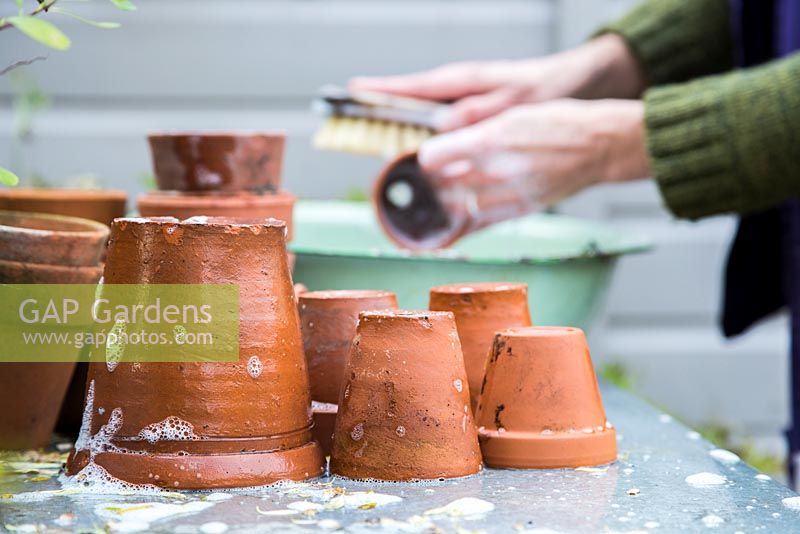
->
xmin=290 ymin=200 xmax=651 ymax=330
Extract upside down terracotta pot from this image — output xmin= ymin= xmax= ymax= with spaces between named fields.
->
xmin=475 ymin=326 xmax=616 ymax=468
xmin=0 ymin=211 xmax=108 ymax=450
xmin=137 ymin=190 xmax=296 ymax=241
xmin=65 ymin=217 xmax=323 ymax=488
xmin=148 ymin=132 xmax=286 ymax=192
xmin=0 ymin=188 xmax=127 ymax=226
xmin=330 ymin=310 xmax=482 ymax=480
xmin=299 ymin=290 xmax=398 ymax=404
xmin=429 ymin=282 xmax=532 ymax=410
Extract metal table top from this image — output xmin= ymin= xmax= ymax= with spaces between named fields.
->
xmin=1 ymin=383 xmax=798 ymax=533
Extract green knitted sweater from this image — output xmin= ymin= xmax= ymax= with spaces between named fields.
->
xmin=602 ymin=0 xmax=800 ymax=220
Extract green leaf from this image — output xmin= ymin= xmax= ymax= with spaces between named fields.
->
xmin=15 ymin=0 xmax=24 ymax=11
xmin=109 ymin=0 xmax=136 ymax=11
xmin=50 ymin=7 xmax=121 ymax=28
xmin=0 ymin=168 xmax=20 ymax=187
xmin=7 ymin=16 xmax=71 ymax=50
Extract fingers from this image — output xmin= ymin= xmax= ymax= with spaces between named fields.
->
xmin=348 ymin=63 xmax=494 ymax=101
xmin=418 ymin=125 xmax=489 ymax=173
xmin=436 ymin=89 xmax=518 ymax=131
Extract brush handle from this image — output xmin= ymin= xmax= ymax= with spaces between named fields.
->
xmin=315 ymin=85 xmax=446 ymax=130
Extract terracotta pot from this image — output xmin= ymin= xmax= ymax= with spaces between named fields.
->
xmin=429 ymin=282 xmax=532 ymax=410
xmin=373 ymin=151 xmax=540 ymax=250
xmin=148 ymin=132 xmax=286 ymax=192
xmin=475 ymin=326 xmax=616 ymax=468
xmin=0 ymin=188 xmax=127 ymax=226
xmin=0 ymin=210 xmax=109 ymax=267
xmin=299 ymin=290 xmax=398 ymax=404
xmin=312 ymin=401 xmax=338 ymax=458
xmin=0 ymin=364 xmax=77 ymax=449
xmin=0 ymin=227 xmax=104 ymax=450
xmin=137 ymin=190 xmax=296 ymax=241
xmin=330 ymin=310 xmax=482 ymax=480
xmin=65 ymin=216 xmax=323 ymax=488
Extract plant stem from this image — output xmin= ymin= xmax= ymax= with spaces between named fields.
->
xmin=0 ymin=0 xmax=59 ymax=31
xmin=0 ymin=55 xmax=46 ymax=76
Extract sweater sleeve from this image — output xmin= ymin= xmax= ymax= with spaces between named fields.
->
xmin=645 ymin=52 xmax=800 ymax=220
xmin=599 ymin=0 xmax=734 ymax=86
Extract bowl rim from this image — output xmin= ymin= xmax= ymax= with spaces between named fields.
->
xmin=289 ymin=200 xmax=652 ymax=266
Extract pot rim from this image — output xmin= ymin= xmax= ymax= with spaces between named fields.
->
xmin=358 ymin=309 xmax=453 ymax=320
xmin=147 ymin=130 xmax=288 ymax=140
xmin=299 ymin=289 xmax=395 ymax=301
xmin=430 ymin=281 xmax=528 ymax=294
xmin=116 ymin=215 xmax=288 ymax=229
xmin=137 ymin=191 xmax=296 ymax=207
xmin=497 ymin=325 xmax=583 ymax=338
xmin=0 ymin=210 xmax=110 ymax=240
xmin=0 ymin=188 xmax=128 ymax=201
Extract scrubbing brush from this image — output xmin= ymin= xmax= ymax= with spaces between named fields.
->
xmin=312 ymin=85 xmax=447 ymax=158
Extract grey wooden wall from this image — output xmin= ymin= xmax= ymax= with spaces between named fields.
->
xmin=0 ymin=0 xmax=787 ymax=458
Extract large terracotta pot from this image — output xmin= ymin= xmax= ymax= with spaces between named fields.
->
xmin=429 ymin=282 xmax=532 ymax=410
xmin=148 ymin=132 xmax=286 ymax=192
xmin=65 ymin=216 xmax=323 ymax=488
xmin=0 ymin=210 xmax=109 ymax=267
xmin=299 ymin=290 xmax=398 ymax=404
xmin=373 ymin=151 xmax=540 ymax=250
xmin=137 ymin=190 xmax=296 ymax=241
xmin=0 ymin=211 xmax=107 ymax=450
xmin=331 ymin=310 xmax=482 ymax=480
xmin=475 ymin=326 xmax=616 ymax=468
xmin=0 ymin=188 xmax=127 ymax=226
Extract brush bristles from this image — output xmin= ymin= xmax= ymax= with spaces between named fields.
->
xmin=313 ymin=117 xmax=434 ymax=158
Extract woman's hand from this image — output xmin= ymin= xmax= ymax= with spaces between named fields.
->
xmin=349 ymin=34 xmax=645 ymax=131
xmin=418 ymin=99 xmax=651 ymax=210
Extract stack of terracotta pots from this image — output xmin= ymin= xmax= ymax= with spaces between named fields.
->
xmin=138 ymin=132 xmax=296 ymax=265
xmin=0 ymin=210 xmax=109 ymax=449
xmin=0 ymin=188 xmax=129 ymax=437
xmin=66 ymin=216 xmax=324 ymax=488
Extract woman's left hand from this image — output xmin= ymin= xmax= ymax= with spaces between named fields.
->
xmin=418 ymin=99 xmax=651 ymax=209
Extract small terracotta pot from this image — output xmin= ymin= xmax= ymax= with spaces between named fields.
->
xmin=373 ymin=151 xmax=540 ymax=250
xmin=475 ymin=326 xmax=616 ymax=469
xmin=330 ymin=310 xmax=482 ymax=480
xmin=0 ymin=188 xmax=127 ymax=226
xmin=0 ymin=210 xmax=109 ymax=267
xmin=429 ymin=282 xmax=532 ymax=410
xmin=65 ymin=216 xmax=323 ymax=488
xmin=137 ymin=190 xmax=296 ymax=241
xmin=312 ymin=401 xmax=338 ymax=458
xmin=148 ymin=132 xmax=286 ymax=192
xmin=299 ymin=290 xmax=398 ymax=404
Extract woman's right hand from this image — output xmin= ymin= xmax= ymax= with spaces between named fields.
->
xmin=348 ymin=34 xmax=646 ymax=131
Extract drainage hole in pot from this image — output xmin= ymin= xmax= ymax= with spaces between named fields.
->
xmin=386 ymin=181 xmax=414 ymax=209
